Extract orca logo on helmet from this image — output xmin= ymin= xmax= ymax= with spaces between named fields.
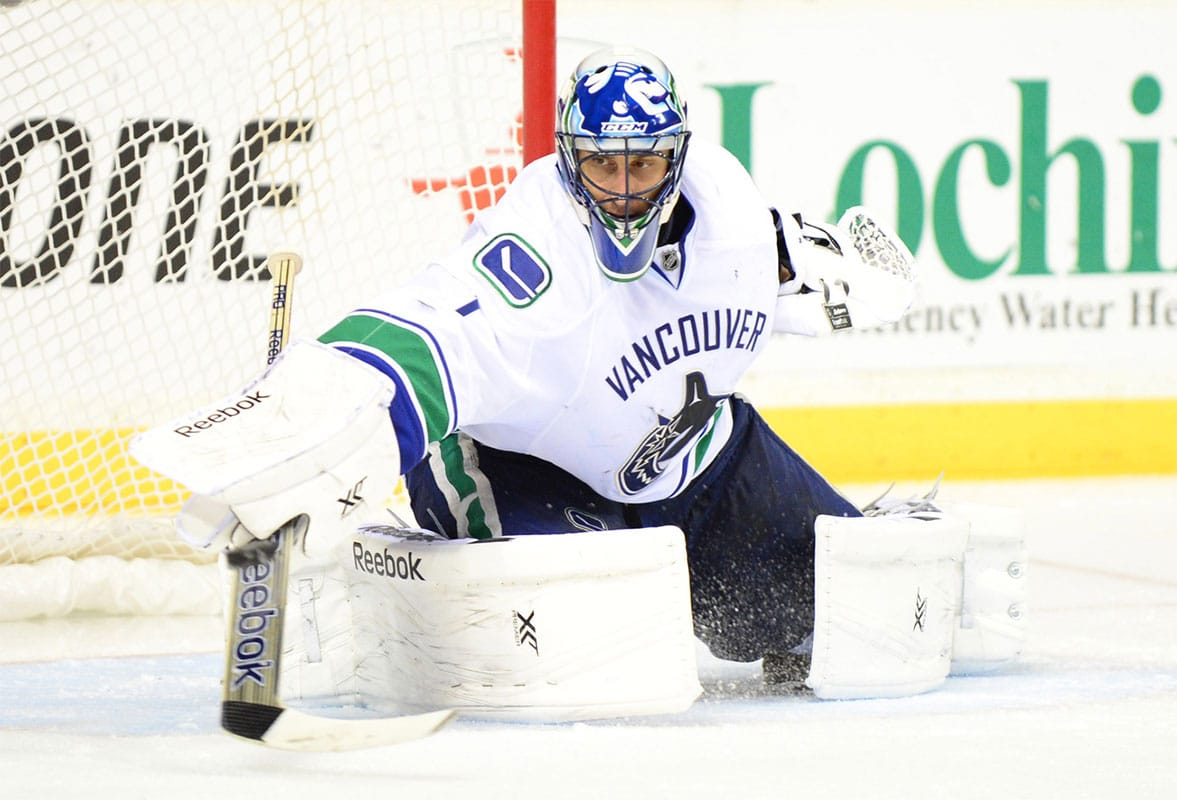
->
xmin=575 ymin=61 xmax=684 ymax=137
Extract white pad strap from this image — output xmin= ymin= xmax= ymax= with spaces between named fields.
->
xmin=282 ymin=525 xmax=701 ymax=722
xmin=945 ymin=502 xmax=1028 ymax=674
xmin=807 ymin=512 xmax=969 ymax=699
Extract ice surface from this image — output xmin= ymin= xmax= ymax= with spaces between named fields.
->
xmin=2 ymin=477 xmax=1175 ymax=799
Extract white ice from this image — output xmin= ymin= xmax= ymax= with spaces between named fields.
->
xmin=3 ymin=477 xmax=1175 ymax=799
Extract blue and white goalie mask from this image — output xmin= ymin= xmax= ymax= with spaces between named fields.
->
xmin=556 ymin=47 xmax=691 ymax=281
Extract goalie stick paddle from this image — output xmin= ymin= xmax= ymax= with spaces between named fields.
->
xmin=219 ymin=252 xmax=455 ymax=750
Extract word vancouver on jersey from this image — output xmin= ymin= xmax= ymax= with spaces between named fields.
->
xmin=604 ymin=307 xmax=769 ymax=400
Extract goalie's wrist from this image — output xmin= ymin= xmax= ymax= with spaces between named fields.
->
xmin=176 ymin=494 xmax=251 ymax=551
xmin=777 ymin=273 xmax=806 ymax=296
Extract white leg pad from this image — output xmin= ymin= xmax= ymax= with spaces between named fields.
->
xmin=944 ymin=502 xmax=1028 ymax=674
xmin=807 ymin=513 xmax=969 ymax=700
xmin=282 ymin=525 xmax=701 ymax=722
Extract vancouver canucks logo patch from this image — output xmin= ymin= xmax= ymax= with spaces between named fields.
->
xmin=618 ymin=371 xmax=721 ymax=496
xmin=473 ymin=233 xmax=551 ymax=307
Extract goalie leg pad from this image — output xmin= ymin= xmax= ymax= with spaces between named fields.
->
xmin=283 ymin=525 xmax=701 ymax=722
xmin=806 ymin=512 xmax=969 ymax=700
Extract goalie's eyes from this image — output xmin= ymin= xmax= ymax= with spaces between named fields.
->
xmin=578 ymin=152 xmax=670 ymax=191
xmin=582 ymin=154 xmax=665 ymax=172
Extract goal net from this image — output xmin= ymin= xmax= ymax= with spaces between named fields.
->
xmin=1 ymin=0 xmax=543 ymax=619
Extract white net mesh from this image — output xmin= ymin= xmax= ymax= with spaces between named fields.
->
xmin=1 ymin=0 xmax=528 ymax=615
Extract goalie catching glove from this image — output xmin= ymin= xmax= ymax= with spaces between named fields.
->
xmin=130 ymin=340 xmax=402 ymax=557
xmin=773 ymin=205 xmax=916 ymax=336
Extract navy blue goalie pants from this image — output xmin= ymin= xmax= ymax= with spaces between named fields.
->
xmin=405 ymin=396 xmax=860 ymax=662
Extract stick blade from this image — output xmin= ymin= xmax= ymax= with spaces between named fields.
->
xmin=223 ymin=701 xmax=455 ymax=751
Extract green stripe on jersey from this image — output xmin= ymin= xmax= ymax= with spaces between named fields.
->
xmin=319 ymin=314 xmax=453 ymax=442
xmin=692 ymin=405 xmax=723 ymax=470
xmin=436 ymin=434 xmax=494 ymax=539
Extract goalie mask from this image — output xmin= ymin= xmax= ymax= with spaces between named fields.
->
xmin=556 ymin=46 xmax=690 ymax=281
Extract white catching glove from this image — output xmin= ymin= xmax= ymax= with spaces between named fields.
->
xmin=130 ymin=340 xmax=403 ymax=558
xmin=773 ymin=206 xmax=916 ymax=336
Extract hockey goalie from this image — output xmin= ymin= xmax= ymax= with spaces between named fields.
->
xmin=132 ymin=46 xmax=1026 ymax=730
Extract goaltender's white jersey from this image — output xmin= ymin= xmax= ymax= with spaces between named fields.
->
xmin=319 ymin=139 xmax=780 ymax=503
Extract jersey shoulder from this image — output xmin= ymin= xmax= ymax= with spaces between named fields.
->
xmin=680 ymin=139 xmax=774 ymax=241
xmin=441 ymin=156 xmax=598 ymax=326
xmin=467 ymin=154 xmax=569 ymax=238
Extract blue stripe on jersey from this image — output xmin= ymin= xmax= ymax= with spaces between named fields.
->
xmin=351 ymin=309 xmax=460 ymax=427
xmin=346 ymin=308 xmax=456 ymax=428
xmin=318 ymin=311 xmax=459 ymax=466
xmin=334 ymin=345 xmax=427 ymax=467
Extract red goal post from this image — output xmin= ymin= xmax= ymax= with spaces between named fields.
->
xmin=0 ymin=0 xmax=557 ymax=619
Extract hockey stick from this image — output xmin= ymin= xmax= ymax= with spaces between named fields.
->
xmin=219 ymin=252 xmax=454 ymax=750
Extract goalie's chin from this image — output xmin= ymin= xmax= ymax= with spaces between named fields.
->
xmin=599 ymin=198 xmax=654 ymax=220
xmin=586 ymin=213 xmax=661 ymax=282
